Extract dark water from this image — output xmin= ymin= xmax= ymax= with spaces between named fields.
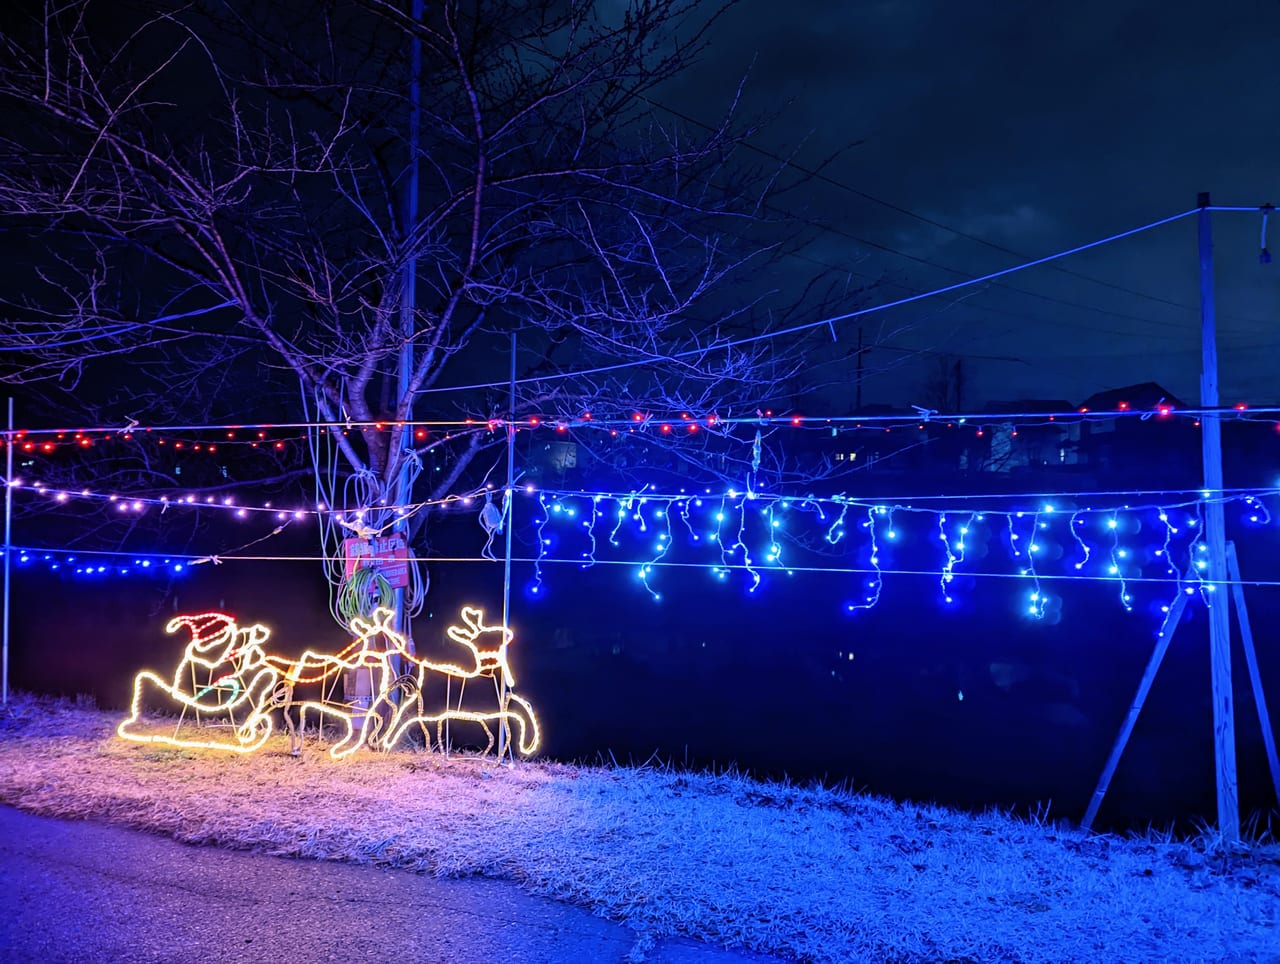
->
xmin=9 ymin=524 xmax=1280 ymax=836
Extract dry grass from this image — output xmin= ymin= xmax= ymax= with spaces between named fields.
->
xmin=2 ymin=694 xmax=1278 ymax=963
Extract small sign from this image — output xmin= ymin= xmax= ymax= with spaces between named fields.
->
xmin=342 ymin=534 xmax=410 ymax=588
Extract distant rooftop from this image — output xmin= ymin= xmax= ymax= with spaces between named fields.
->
xmin=981 ymin=399 xmax=1074 ymax=415
xmin=1078 ymin=382 xmax=1187 ymax=412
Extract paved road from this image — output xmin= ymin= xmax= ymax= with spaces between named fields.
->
xmin=0 ymin=806 xmax=782 ymax=964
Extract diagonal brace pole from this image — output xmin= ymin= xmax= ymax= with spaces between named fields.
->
xmin=1225 ymin=542 xmax=1280 ymax=804
xmin=1082 ymin=591 xmax=1189 ymax=832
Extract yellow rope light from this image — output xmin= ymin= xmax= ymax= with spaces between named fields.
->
xmin=117 ymin=605 xmax=540 ymax=759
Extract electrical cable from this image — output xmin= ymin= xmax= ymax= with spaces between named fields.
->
xmin=16 ymin=401 xmax=1278 ymax=439
xmin=13 ymin=546 xmax=1279 ymax=591
xmin=409 ymin=208 xmax=1201 ymax=395
xmin=640 ymin=95 xmax=1277 ymax=331
xmin=9 ymin=472 xmax=1280 ymax=519
xmin=336 ymin=565 xmax=395 ymax=623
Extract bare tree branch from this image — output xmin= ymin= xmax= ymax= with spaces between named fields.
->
xmin=0 ymin=0 xmax=882 ymax=561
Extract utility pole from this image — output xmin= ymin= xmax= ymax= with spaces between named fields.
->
xmin=348 ymin=0 xmax=424 ymax=734
xmin=1197 ymin=191 xmax=1239 ymax=842
xmin=392 ymin=0 xmax=425 ymax=654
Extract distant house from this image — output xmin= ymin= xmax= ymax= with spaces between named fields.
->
xmin=969 ymin=399 xmax=1078 ymax=473
xmin=1078 ymin=382 xmax=1187 ymax=429
xmin=818 ymin=404 xmax=963 ymax=477
xmin=1077 ymin=382 xmax=1197 ymax=483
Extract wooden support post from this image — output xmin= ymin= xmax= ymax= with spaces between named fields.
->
xmin=1226 ymin=542 xmax=1280 ymax=804
xmin=1197 ymin=192 xmax=1239 ymax=842
xmin=1082 ymin=592 xmax=1189 ymax=832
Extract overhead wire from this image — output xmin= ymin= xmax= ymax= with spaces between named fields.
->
xmin=11 ymin=479 xmax=1278 ymax=555
xmin=411 ymin=207 xmax=1202 ymax=395
xmin=769 ymin=204 xmax=1224 ymax=339
xmin=494 ymin=15 xmax=1261 ymax=340
xmin=643 ymin=94 xmax=1276 ymax=333
xmin=2 ymin=205 xmax=1265 ymax=418
xmin=12 ymin=548 xmax=1280 ymax=591
xmin=9 ymin=400 xmax=1280 ymax=439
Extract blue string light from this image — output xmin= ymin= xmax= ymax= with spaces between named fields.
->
xmin=733 ymin=496 xmax=761 ymax=593
xmin=1104 ymin=510 xmax=1134 ymax=612
xmin=825 ymin=502 xmax=849 ymax=545
xmin=582 ymin=495 xmax=602 ymax=567
xmin=937 ymin=513 xmax=957 ymax=604
xmin=846 ymin=506 xmax=884 ymax=612
xmin=638 ymin=503 xmax=673 ymax=602
xmin=1020 ymin=511 xmax=1048 ymax=619
xmin=1069 ymin=510 xmax=1091 ymax=570
xmin=522 ymin=486 xmax=1278 ymax=632
xmin=5 ymin=547 xmax=189 ymax=577
xmin=1243 ymin=494 xmax=1271 ymax=524
xmin=530 ymin=493 xmax=551 ymax=596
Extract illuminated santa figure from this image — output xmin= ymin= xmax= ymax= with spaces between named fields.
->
xmin=117 ymin=612 xmax=281 ymax=753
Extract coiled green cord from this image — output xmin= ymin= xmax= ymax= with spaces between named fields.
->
xmin=337 ymin=565 xmax=395 ymax=624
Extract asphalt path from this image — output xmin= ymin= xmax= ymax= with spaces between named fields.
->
xmin=0 ymin=806 xmax=783 ymax=964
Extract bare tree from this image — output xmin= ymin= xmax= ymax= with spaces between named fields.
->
xmin=920 ymin=354 xmax=969 ymax=414
xmin=0 ymin=0 xmax=860 ymax=590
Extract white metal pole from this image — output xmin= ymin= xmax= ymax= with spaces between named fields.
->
xmin=498 ymin=333 xmax=517 ymax=761
xmin=2 ymin=397 xmax=12 ymax=705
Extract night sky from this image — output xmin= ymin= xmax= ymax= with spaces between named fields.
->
xmin=662 ymin=0 xmax=1280 ymax=409
xmin=4 ymin=1 xmax=1278 ymax=412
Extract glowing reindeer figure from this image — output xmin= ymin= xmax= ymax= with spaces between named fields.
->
xmin=275 ymin=607 xmax=410 ymax=760
xmin=381 ymin=606 xmax=541 ymax=756
xmin=117 ymin=613 xmax=280 ymax=753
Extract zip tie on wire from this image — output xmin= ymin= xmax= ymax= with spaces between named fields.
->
xmin=337 ymin=515 xmax=379 ymax=540
xmin=191 ymin=524 xmax=290 ymax=566
xmin=1140 ymin=398 xmax=1167 ymax=421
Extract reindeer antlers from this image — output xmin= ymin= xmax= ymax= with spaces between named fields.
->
xmin=446 ymin=606 xmax=513 ymax=648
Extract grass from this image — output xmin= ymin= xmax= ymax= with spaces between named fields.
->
xmin=2 ymin=693 xmax=1278 ymax=963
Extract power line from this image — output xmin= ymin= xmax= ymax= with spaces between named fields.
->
xmin=16 ymin=400 xmax=1279 ymax=438
xmin=414 ymin=208 xmax=1201 ymax=394
xmin=775 ymin=206 xmax=1212 ymax=337
xmin=777 ymin=251 xmax=1254 ymax=360
xmin=645 ymin=96 xmax=1275 ymax=332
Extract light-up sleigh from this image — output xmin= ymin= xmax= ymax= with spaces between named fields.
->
xmin=116 ymin=612 xmax=285 ymax=753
